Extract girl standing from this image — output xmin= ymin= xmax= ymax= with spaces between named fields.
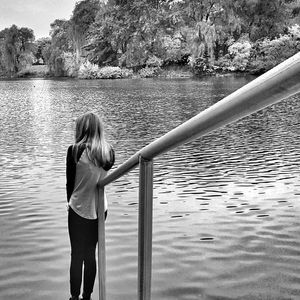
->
xmin=66 ymin=112 xmax=115 ymax=300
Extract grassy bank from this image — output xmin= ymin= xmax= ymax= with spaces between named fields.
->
xmin=1 ymin=63 xmax=239 ymax=80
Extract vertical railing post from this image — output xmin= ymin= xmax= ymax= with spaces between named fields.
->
xmin=138 ymin=156 xmax=153 ymax=300
xmin=98 ymin=187 xmax=106 ymax=300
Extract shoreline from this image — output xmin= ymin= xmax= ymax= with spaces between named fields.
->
xmin=0 ymin=67 xmax=253 ymax=80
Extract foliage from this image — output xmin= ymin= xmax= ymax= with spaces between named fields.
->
xmin=18 ymin=52 xmax=35 ymax=70
xmin=71 ymin=0 xmax=100 ymax=36
xmin=78 ymin=61 xmax=133 ymax=79
xmin=248 ymin=25 xmax=300 ymax=74
xmin=83 ymin=4 xmax=119 ymax=66
xmin=17 ymin=65 xmax=49 ymax=78
xmin=71 ymin=0 xmax=100 ymax=61
xmin=0 ymin=25 xmax=35 ymax=75
xmin=139 ymin=67 xmax=161 ymax=78
xmin=146 ymin=55 xmax=163 ymax=68
xmin=78 ymin=61 xmax=99 ymax=78
xmin=231 ymin=0 xmax=299 ymax=41
xmin=137 ymin=55 xmax=163 ymax=77
xmin=63 ymin=52 xmax=78 ymax=77
xmin=289 ymin=23 xmax=300 ymax=38
xmin=34 ymin=38 xmax=51 ymax=64
xmin=97 ymin=66 xmax=133 ymax=78
xmin=213 ymin=24 xmax=300 ymax=74
xmin=86 ymin=0 xmax=175 ymax=68
xmin=2 ymin=0 xmax=300 ymax=77
xmin=226 ymin=40 xmax=252 ymax=71
xmin=212 ymin=39 xmax=251 ymax=72
xmin=46 ymin=19 xmax=74 ymax=76
xmin=49 ymin=19 xmax=73 ymax=52
xmin=168 ymin=0 xmax=243 ymax=66
xmin=160 ymin=32 xmax=189 ymax=64
xmin=189 ymin=57 xmax=216 ymax=76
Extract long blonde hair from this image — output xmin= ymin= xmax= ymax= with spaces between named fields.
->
xmin=74 ymin=112 xmax=112 ymax=167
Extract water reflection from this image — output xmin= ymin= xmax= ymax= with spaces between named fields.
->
xmin=0 ymin=77 xmax=300 ymax=300
xmin=30 ymin=80 xmax=54 ymax=150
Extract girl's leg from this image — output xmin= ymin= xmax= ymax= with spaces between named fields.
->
xmin=68 ymin=208 xmax=85 ymax=298
xmin=82 ymin=246 xmax=97 ymax=299
xmin=70 ymin=250 xmax=84 ymax=297
xmin=82 ymin=218 xmax=98 ymax=299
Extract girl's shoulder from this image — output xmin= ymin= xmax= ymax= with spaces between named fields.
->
xmin=67 ymin=144 xmax=86 ymax=162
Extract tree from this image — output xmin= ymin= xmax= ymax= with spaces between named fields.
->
xmin=86 ymin=0 xmax=171 ymax=67
xmin=231 ymin=0 xmax=300 ymax=41
xmin=43 ymin=0 xmax=300 ymax=75
xmin=0 ymin=25 xmax=35 ymax=74
xmin=164 ymin=0 xmax=300 ymax=72
xmin=34 ymin=37 xmax=51 ymax=64
xmin=46 ymin=19 xmax=73 ymax=76
xmin=71 ymin=0 xmax=100 ymax=62
xmin=50 ymin=19 xmax=73 ymax=52
xmin=166 ymin=0 xmax=242 ymax=68
xmin=248 ymin=24 xmax=300 ymax=74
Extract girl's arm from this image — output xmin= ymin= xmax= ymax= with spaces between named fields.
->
xmin=66 ymin=145 xmax=76 ymax=202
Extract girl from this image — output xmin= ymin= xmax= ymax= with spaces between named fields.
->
xmin=66 ymin=112 xmax=115 ymax=300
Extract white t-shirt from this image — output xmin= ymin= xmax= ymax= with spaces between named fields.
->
xmin=69 ymin=150 xmax=108 ymax=219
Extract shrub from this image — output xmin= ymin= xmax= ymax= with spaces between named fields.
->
xmin=139 ymin=67 xmax=160 ymax=78
xmin=135 ymin=56 xmax=163 ymax=78
xmin=288 ymin=24 xmax=300 ymax=39
xmin=227 ymin=41 xmax=252 ymax=71
xmin=248 ymin=26 xmax=300 ymax=74
xmin=97 ymin=66 xmax=133 ymax=79
xmin=78 ymin=61 xmax=98 ymax=78
xmin=17 ymin=65 xmax=49 ymax=77
xmin=78 ymin=61 xmax=133 ymax=79
xmin=213 ymin=40 xmax=252 ymax=73
xmin=97 ymin=66 xmax=122 ymax=79
xmin=63 ymin=52 xmax=78 ymax=77
xmin=120 ymin=68 xmax=134 ymax=78
xmin=189 ymin=57 xmax=215 ymax=75
xmin=98 ymin=66 xmax=123 ymax=79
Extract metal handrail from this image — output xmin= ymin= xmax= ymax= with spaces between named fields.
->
xmin=97 ymin=52 xmax=300 ymax=300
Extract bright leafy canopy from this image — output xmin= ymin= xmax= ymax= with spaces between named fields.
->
xmin=0 ymin=0 xmax=300 ymax=76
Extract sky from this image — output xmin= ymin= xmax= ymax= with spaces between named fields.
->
xmin=0 ymin=0 xmax=78 ymax=39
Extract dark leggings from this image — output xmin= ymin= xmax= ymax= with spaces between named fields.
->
xmin=68 ymin=207 xmax=107 ymax=298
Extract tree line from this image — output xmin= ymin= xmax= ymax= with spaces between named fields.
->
xmin=1 ymin=0 xmax=300 ymax=78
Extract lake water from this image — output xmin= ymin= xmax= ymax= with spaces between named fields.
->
xmin=1 ymin=77 xmax=300 ymax=300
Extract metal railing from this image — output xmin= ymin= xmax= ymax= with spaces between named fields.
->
xmin=97 ymin=52 xmax=300 ymax=300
